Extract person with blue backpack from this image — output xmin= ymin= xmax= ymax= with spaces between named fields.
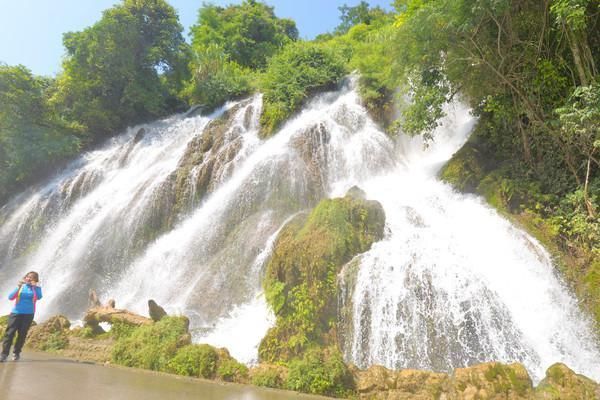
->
xmin=1 ymin=271 xmax=43 ymax=362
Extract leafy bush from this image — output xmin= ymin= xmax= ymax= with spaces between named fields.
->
xmin=72 ymin=325 xmax=96 ymax=338
xmin=259 ymin=42 xmax=346 ymax=136
xmin=111 ymin=316 xmax=188 ymax=371
xmin=110 ymin=321 xmax=136 ymax=339
xmin=40 ymin=331 xmax=69 ymax=352
xmin=217 ymin=358 xmax=249 ymax=382
xmin=285 ymin=348 xmax=353 ymax=397
xmin=251 ymin=366 xmax=286 ymax=388
xmin=167 ymin=344 xmax=218 ymax=378
xmin=181 ymin=45 xmax=252 ymax=111
xmin=0 ymin=315 xmax=8 ymax=331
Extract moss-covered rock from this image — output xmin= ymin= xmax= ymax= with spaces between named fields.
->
xmin=27 ymin=315 xmax=70 ymax=352
xmin=354 ymin=362 xmax=598 ymax=400
xmin=534 ymin=363 xmax=600 ymax=399
xmin=354 ymin=365 xmax=450 ymax=399
xmin=260 ymin=189 xmax=385 ymax=363
xmin=354 ymin=362 xmax=542 ymax=400
xmin=452 ymin=362 xmax=533 ymax=399
xmin=440 ymin=142 xmax=486 ymax=193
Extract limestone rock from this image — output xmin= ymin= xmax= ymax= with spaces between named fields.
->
xmin=148 ymin=299 xmax=167 ymax=322
xmin=355 ymin=365 xmax=396 ymax=392
xmin=346 ymin=185 xmax=367 ymax=200
xmin=451 ymin=362 xmax=533 ymax=400
xmin=84 ymin=306 xmax=152 ymax=330
xmin=88 ymin=289 xmax=101 ymax=308
xmin=396 ymin=369 xmax=450 ymax=398
xmin=535 ymin=363 xmax=600 ymax=400
xmin=26 ymin=315 xmax=71 ymax=350
xmin=355 ymin=366 xmax=450 ymax=400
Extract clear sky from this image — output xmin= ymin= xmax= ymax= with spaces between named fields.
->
xmin=0 ymin=0 xmax=394 ymax=77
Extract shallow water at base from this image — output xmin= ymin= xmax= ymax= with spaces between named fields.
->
xmin=0 ymin=352 xmax=330 ymax=400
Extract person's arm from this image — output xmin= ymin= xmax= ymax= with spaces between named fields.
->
xmin=34 ymin=285 xmax=43 ymax=300
xmin=8 ymin=287 xmax=19 ymax=300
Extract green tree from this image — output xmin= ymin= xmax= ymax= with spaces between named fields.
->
xmin=259 ymin=42 xmax=346 ymax=136
xmin=190 ymin=0 xmax=298 ymax=70
xmin=334 ymin=1 xmax=388 ymax=34
xmin=556 ymin=84 xmax=600 ymax=217
xmin=0 ymin=64 xmax=81 ymax=204
xmin=52 ymin=0 xmax=188 ymax=138
xmin=391 ymin=0 xmax=598 ymax=176
xmin=180 ymin=44 xmax=251 ymax=110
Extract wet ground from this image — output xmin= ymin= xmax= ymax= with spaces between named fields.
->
xmin=0 ymin=352 xmax=332 ymax=400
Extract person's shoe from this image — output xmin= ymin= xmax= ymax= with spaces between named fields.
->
xmin=11 ymin=353 xmax=19 ymax=361
xmin=0 ymin=354 xmax=7 ymax=362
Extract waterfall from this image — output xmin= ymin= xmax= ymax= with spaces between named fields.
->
xmin=1 ymin=77 xmax=599 ymax=377
xmin=336 ymin=104 xmax=600 ymax=383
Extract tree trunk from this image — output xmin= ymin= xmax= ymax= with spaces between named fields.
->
xmin=583 ymin=156 xmax=596 ymax=218
xmin=565 ymin=23 xmax=591 ymax=86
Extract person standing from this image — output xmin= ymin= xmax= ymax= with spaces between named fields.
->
xmin=1 ymin=271 xmax=43 ymax=362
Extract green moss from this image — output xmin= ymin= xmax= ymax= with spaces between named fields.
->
xmin=583 ymin=259 xmax=600 ymax=324
xmin=259 ymin=192 xmax=385 ymax=362
xmin=482 ymin=364 xmax=531 ymax=396
xmin=536 ymin=363 xmax=600 ymax=399
xmin=167 ymin=344 xmax=218 ymax=378
xmin=546 ymin=364 xmax=566 ymax=382
xmin=111 ymin=316 xmax=189 ymax=371
xmin=439 ymin=143 xmax=485 ymax=193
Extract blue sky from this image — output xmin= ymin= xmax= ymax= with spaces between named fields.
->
xmin=0 ymin=0 xmax=394 ymax=77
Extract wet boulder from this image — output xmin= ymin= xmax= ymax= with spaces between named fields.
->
xmin=148 ymin=299 xmax=167 ymax=322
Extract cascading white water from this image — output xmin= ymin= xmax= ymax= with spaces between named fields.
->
xmin=336 ymin=104 xmax=600 ymax=383
xmin=1 ymin=77 xmax=599 ymax=377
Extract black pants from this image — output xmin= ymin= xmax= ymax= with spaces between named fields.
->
xmin=1 ymin=313 xmax=34 ymax=356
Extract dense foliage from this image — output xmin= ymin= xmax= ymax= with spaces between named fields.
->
xmin=190 ymin=0 xmax=298 ymax=70
xmin=0 ymin=64 xmax=81 ymax=204
xmin=52 ymin=0 xmax=188 ymax=138
xmin=259 ymin=42 xmax=347 ymax=136
xmin=111 ymin=316 xmax=189 ymax=370
xmin=182 ymin=0 xmax=298 ymax=110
